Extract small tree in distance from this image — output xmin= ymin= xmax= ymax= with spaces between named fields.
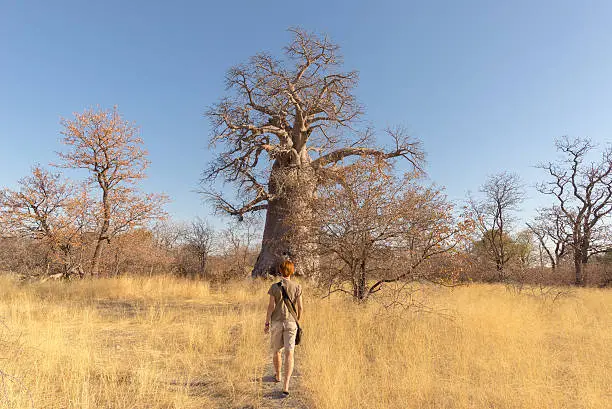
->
xmin=537 ymin=136 xmax=612 ymax=285
xmin=526 ymin=206 xmax=570 ymax=270
xmin=57 ymin=106 xmax=168 ymax=276
xmin=0 ymin=166 xmax=73 ymax=272
xmin=0 ymin=165 xmax=72 ymax=242
xmin=0 ymin=166 xmax=97 ymax=276
xmin=468 ymin=172 xmax=525 ymax=280
xmin=185 ymin=218 xmax=214 ymax=277
xmin=217 ymin=216 xmax=262 ymax=277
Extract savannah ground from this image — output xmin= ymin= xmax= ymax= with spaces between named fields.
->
xmin=0 ymin=275 xmax=610 ymax=409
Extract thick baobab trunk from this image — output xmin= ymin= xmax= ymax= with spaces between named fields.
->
xmin=251 ymin=162 xmax=318 ymax=277
xmin=252 ymin=197 xmax=293 ymax=277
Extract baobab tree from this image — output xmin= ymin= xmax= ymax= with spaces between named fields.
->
xmin=57 ymin=106 xmax=168 ymax=276
xmin=537 ymin=136 xmax=612 ymax=285
xmin=203 ymin=28 xmax=423 ymax=277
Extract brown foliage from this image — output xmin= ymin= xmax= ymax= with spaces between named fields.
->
xmin=57 ymin=106 xmax=168 ymax=275
xmin=296 ymin=159 xmax=474 ymax=300
xmin=0 ymin=166 xmax=93 ymax=274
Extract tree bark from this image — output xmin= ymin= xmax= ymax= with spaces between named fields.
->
xmin=578 ymin=236 xmax=590 ymax=286
xmin=251 ymin=161 xmax=318 ymax=277
xmin=354 ymin=261 xmax=367 ymax=301
xmin=574 ymin=254 xmax=584 ymax=286
xmin=91 ymin=238 xmax=105 ymax=277
xmin=252 ymin=197 xmax=291 ymax=277
xmin=91 ymin=188 xmax=110 ymax=276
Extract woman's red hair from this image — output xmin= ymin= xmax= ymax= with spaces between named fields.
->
xmin=279 ymin=260 xmax=295 ymax=277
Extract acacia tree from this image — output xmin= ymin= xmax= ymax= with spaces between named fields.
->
xmin=467 ymin=172 xmax=525 ymax=280
xmin=204 ymin=28 xmax=423 ymax=277
xmin=537 ymin=137 xmax=612 ymax=285
xmin=57 ymin=106 xmax=168 ymax=276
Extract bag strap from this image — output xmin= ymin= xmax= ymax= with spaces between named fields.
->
xmin=278 ymin=281 xmax=301 ymax=329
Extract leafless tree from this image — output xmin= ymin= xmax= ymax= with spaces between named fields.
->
xmin=202 ymin=28 xmax=424 ymax=277
xmin=537 ymin=136 xmax=612 ymax=285
xmin=298 ymin=160 xmax=470 ymax=301
xmin=526 ymin=206 xmax=571 ymax=270
xmin=152 ymin=220 xmax=187 ymax=250
xmin=185 ymin=218 xmax=214 ymax=277
xmin=217 ymin=216 xmax=261 ymax=277
xmin=467 ymin=172 xmax=525 ymax=279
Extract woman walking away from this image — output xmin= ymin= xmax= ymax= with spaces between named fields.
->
xmin=264 ymin=260 xmax=303 ymax=396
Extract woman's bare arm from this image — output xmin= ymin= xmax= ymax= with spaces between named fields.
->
xmin=265 ymin=295 xmax=275 ymax=325
xmin=295 ymin=294 xmax=303 ymax=321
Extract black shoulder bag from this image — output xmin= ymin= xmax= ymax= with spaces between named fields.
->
xmin=278 ymin=282 xmax=303 ymax=346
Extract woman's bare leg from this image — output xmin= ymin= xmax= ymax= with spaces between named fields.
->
xmin=273 ymin=350 xmax=282 ymax=381
xmin=283 ymin=349 xmax=294 ymax=392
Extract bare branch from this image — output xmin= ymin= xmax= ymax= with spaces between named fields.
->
xmin=537 ymin=136 xmax=612 ymax=285
xmin=311 ymin=128 xmax=424 ymax=172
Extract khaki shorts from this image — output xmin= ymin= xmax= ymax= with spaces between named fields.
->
xmin=270 ymin=321 xmax=298 ymax=351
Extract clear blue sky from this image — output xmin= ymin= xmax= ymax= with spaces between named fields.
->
xmin=1 ymin=0 xmax=611 ymax=228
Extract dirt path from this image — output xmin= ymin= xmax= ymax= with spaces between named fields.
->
xmin=259 ymin=352 xmax=310 ymax=409
xmin=95 ymin=298 xmax=313 ymax=408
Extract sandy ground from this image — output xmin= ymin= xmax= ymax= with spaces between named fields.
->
xmin=259 ymin=354 xmax=310 ymax=409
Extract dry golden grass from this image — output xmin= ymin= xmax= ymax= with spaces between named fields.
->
xmin=0 ymin=275 xmax=610 ymax=408
xmin=0 ymin=275 xmax=270 ymax=408
xmin=301 ymin=284 xmax=612 ymax=409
